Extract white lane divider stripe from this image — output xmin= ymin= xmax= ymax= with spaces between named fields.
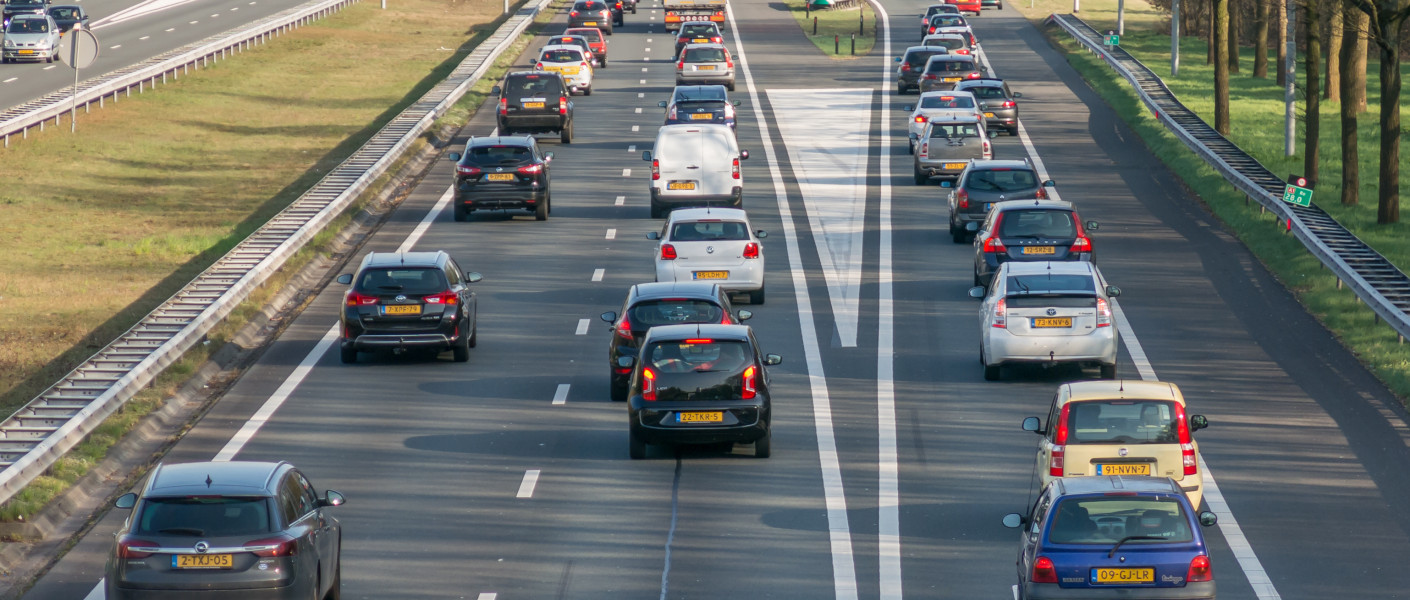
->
xmin=615 ymin=196 xmax=626 ymax=206
xmin=631 ymin=125 xmax=640 ymax=132
xmin=552 ymin=384 xmax=570 ymax=405
xmin=728 ymin=4 xmax=860 ymax=598
xmin=606 ymin=228 xmax=617 ymax=240
xmin=43 ymin=65 xmax=56 ymax=69
xmin=477 ymin=594 xmax=497 ymax=600
xmin=622 ymin=168 xmax=632 ymax=177
xmin=213 ymin=324 xmax=340 ymax=462
xmin=592 ymin=268 xmax=605 ymax=282
xmin=516 ymin=470 xmax=541 ymax=498
xmin=628 ymin=144 xmax=637 ymax=152
xmin=396 ymin=187 xmax=454 ymax=253
xmin=575 ymin=318 xmax=590 ymax=335
xmin=638 ymin=92 xmax=645 ymax=98
xmin=635 ymin=107 xmax=642 ymax=113
xmin=641 ymin=67 xmax=648 ymax=71
xmin=1 ymin=78 xmax=16 ymax=83
xmin=640 ymin=79 xmax=646 ymax=84
xmin=139 ymin=35 xmax=150 ymax=40
xmin=165 ymin=27 xmax=175 ymax=31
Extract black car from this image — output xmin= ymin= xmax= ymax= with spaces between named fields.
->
xmin=623 ymin=324 xmax=781 ymax=458
xmin=621 ymin=0 xmax=637 ymax=14
xmin=955 ymin=78 xmax=1021 ymax=135
xmin=335 ymin=251 xmax=482 ymax=363
xmin=919 ymin=2 xmax=959 ymax=35
xmin=447 ymin=136 xmax=553 ymax=221
xmin=567 ymin=0 xmax=613 ymax=34
xmin=105 ymin=461 xmax=346 ymax=600
xmin=609 ymin=0 xmax=625 ymax=25
xmin=973 ymin=200 xmax=1097 ymax=287
xmin=673 ymin=22 xmax=722 ymax=58
xmin=45 ymin=3 xmax=84 ymax=32
xmin=600 ymin=282 xmax=752 ymax=401
xmin=946 ymin=159 xmax=1053 ymax=242
xmin=2 ymin=0 xmax=48 ymax=24
xmin=895 ymin=45 xmax=950 ymax=94
xmin=493 ymin=71 xmax=574 ymax=143
xmin=659 ymin=84 xmax=739 ymax=129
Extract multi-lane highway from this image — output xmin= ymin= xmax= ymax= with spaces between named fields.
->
xmin=19 ymin=0 xmax=1410 ymax=597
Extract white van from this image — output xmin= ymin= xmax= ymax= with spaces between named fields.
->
xmin=642 ymin=124 xmax=748 ymax=218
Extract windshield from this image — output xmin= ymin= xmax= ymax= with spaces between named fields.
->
xmin=997 ymin=209 xmax=1078 ymax=238
xmin=1066 ymin=400 xmax=1180 ymax=444
xmin=49 ymin=8 xmax=77 ymax=18
xmin=966 ymin=168 xmax=1038 ymax=192
xmin=355 ymin=268 xmax=448 ymax=295
xmin=541 ymin=49 xmax=583 ymax=63
xmin=464 ymin=145 xmax=533 ymax=166
xmin=684 ymin=47 xmax=726 ymax=62
xmin=927 ymin=122 xmax=979 ymax=138
xmin=646 ymin=340 xmax=753 ymax=401
xmin=966 ymin=85 xmax=1008 ymax=99
xmin=926 ymin=59 xmax=976 ymax=73
xmin=1048 ymin=496 xmax=1192 ymax=544
xmin=506 ymin=75 xmax=561 ymax=96
xmin=7 ymin=19 xmax=49 ymax=33
xmin=920 ymin=95 xmax=976 ymax=109
xmin=905 ymin=50 xmax=945 ymax=67
xmin=1004 ymin=274 xmax=1095 ymax=295
xmin=628 ymin=299 xmax=725 ymax=328
xmin=135 ymin=497 xmax=273 ymax=537
xmin=670 ymin=220 xmax=749 ymax=241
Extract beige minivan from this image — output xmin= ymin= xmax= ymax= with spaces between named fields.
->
xmin=1021 ymin=380 xmax=1209 ymax=509
xmin=642 ymin=124 xmax=748 ymax=218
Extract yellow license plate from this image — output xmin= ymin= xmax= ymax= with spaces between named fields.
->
xmin=1022 ymin=246 xmax=1056 ymax=255
xmin=583 ymin=20 xmax=597 ymax=24
xmin=175 ymin=554 xmax=233 ymax=569
xmin=1032 ymin=317 xmax=1072 ymax=328
xmin=943 ymin=76 xmax=961 ymax=82
xmin=693 ymin=271 xmax=728 ymax=279
xmin=984 ymin=112 xmax=996 ymax=117
xmin=678 ymin=411 xmax=723 ymax=423
xmin=485 ymin=173 xmax=515 ymax=181
xmin=18 ymin=50 xmax=34 ymax=55
xmin=1093 ymin=568 xmax=1155 ymax=584
xmin=668 ymin=181 xmax=697 ymax=190
xmin=696 ymin=64 xmax=716 ymax=70
xmin=1096 ymin=463 xmax=1151 ymax=475
xmin=943 ymin=163 xmax=967 ymax=170
xmin=522 ymin=101 xmax=545 ymax=108
xmin=693 ymin=38 xmax=708 ymax=42
xmin=384 ymin=305 xmax=422 ymax=315
xmin=549 ymin=66 xmax=580 ymax=74
xmin=689 ymin=113 xmax=715 ymax=120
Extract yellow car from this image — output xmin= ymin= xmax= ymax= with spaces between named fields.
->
xmin=1020 ymin=380 xmax=1209 ymax=509
xmin=534 ymin=45 xmax=594 ymax=95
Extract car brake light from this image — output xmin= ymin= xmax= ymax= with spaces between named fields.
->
xmin=456 ymin=164 xmax=482 ymax=177
xmin=901 ymin=62 xmax=912 ymax=72
xmin=923 ymin=73 xmax=937 ymax=80
xmin=725 ymin=52 xmax=733 ymax=68
xmin=668 ymin=105 xmax=678 ymax=119
xmin=582 ymin=61 xmax=591 ymax=69
xmin=710 ymin=35 xmax=722 ymax=43
xmin=914 ymin=115 xmax=927 ymax=123
xmin=1050 ymin=403 xmax=1070 ymax=476
xmin=345 ymin=292 xmax=379 ymax=306
xmin=1001 ymin=100 xmax=1016 ymax=108
xmin=677 ymin=59 xmax=685 ymax=70
xmin=1176 ymin=402 xmax=1197 ymax=475
xmin=956 ymin=188 xmax=969 ymax=209
xmin=982 ymin=139 xmax=991 ymax=158
xmin=497 ymin=97 xmax=507 ymax=116
xmin=615 ymin=315 xmax=633 ymax=340
xmin=534 ymin=62 xmax=544 ymax=71
xmin=732 ymin=157 xmax=740 ymax=179
xmin=920 ymin=141 xmax=928 ymax=155
xmin=982 ymin=235 xmax=1006 ymax=253
xmin=743 ymin=242 xmax=759 ymax=259
xmin=423 ymin=291 xmax=458 ymax=305
xmin=558 ymin=96 xmax=569 ymax=115
xmin=956 ymin=48 xmax=970 ymax=55
xmin=1187 ymin=555 xmax=1212 ymax=582
xmin=967 ymin=71 xmax=981 ymax=79
xmin=1031 ymin=556 xmax=1058 ymax=584
xmin=570 ymin=10 xmax=578 ymax=15
xmin=651 ymin=159 xmax=660 ymax=180
xmin=684 ymin=338 xmax=714 ymax=344
xmin=244 ymin=535 xmax=298 ymax=558
xmin=1034 ymin=186 xmax=1047 ymax=199
xmin=642 ymin=367 xmax=657 ymax=400
xmin=991 ymin=298 xmax=1006 ymax=329
xmin=117 ymin=536 xmax=160 ymax=559
xmin=1095 ymin=297 xmax=1112 ymax=328
xmin=742 ymin=365 xmax=757 ymax=399
xmin=661 ymin=244 xmax=677 ymax=260
xmin=517 ymin=163 xmax=544 ymax=175
xmin=1071 ymin=235 xmax=1092 ymax=253
xmin=929 ymin=26 xmax=937 ymax=33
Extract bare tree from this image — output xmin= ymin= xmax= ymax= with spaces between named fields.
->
xmin=1339 ymin=8 xmax=1360 ymax=205
xmin=1216 ymin=0 xmax=1232 ymax=133
xmin=1255 ymin=0 xmax=1269 ymax=76
xmin=1325 ymin=0 xmax=1342 ymax=100
xmin=1304 ymin=0 xmax=1321 ymax=183
xmin=1342 ymin=0 xmax=1410 ymax=224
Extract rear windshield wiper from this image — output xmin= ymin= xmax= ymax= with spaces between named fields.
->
xmin=1108 ymin=535 xmax=1167 ymax=558
xmin=376 ymin=285 xmax=404 ymax=291
xmin=158 ymin=527 xmax=207 ymax=536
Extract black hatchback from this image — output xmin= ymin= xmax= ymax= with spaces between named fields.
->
xmin=336 ymin=251 xmax=482 ymax=363
xmin=623 ymin=324 xmax=781 ymax=459
xmin=973 ymin=200 xmax=1098 ymax=287
xmin=493 ymin=72 xmax=575 ymax=143
xmin=447 ymin=136 xmax=554 ymax=221
xmin=600 ymin=282 xmax=752 ymax=401
xmin=659 ymin=85 xmax=739 ymax=129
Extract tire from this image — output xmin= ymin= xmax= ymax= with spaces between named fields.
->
xmin=727 ymin=81 xmax=736 ymax=92
xmin=754 ymin=431 xmax=772 ymax=458
xmin=340 ymin=342 xmax=357 ymax=364
xmin=629 ymin=428 xmax=647 ymax=459
xmin=601 ymin=55 xmax=608 ymax=68
xmin=324 ymin=556 xmax=341 ymax=600
xmin=1100 ymin=364 xmax=1117 ymax=379
xmin=453 ymin=205 xmax=470 ymax=222
xmin=560 ymin=121 xmax=573 ymax=144
xmin=748 ymin=285 xmax=765 ymax=305
xmin=914 ymin=169 xmax=927 ymax=185
xmin=951 ymin=225 xmax=967 ymax=244
xmin=896 ymin=83 xmax=905 ymax=95
xmin=583 ymin=85 xmax=592 ymax=96
xmin=452 ymin=325 xmax=471 ymax=362
xmin=983 ymin=363 xmax=1001 ymax=381
xmin=907 ymin=141 xmax=914 ymax=155
xmin=467 ymin=317 xmax=478 ymax=348
xmin=1008 ymin=125 xmax=1019 ymax=136
xmin=650 ymin=202 xmax=666 ymax=219
xmin=610 ymin=376 xmax=628 ymax=402
xmin=535 ymin=198 xmax=548 ymax=220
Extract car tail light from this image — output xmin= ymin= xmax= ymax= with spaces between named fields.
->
xmin=967 ymin=71 xmax=981 ymax=79
xmin=582 ymin=61 xmax=591 ymax=69
xmin=724 ymin=104 xmax=735 ymax=118
xmin=1034 ymin=186 xmax=1047 ymax=199
xmin=651 ymin=159 xmax=660 ymax=180
xmin=956 ymin=188 xmax=969 ymax=209
xmin=982 ymin=235 xmax=1006 ymax=253
xmin=923 ymin=73 xmax=937 ymax=80
xmin=668 ymin=105 xmax=678 ymax=119
xmin=901 ymin=62 xmax=912 ymax=72
xmin=710 ymin=35 xmax=722 ymax=43
xmin=1070 ymin=235 xmax=1092 ymax=253
xmin=517 ymin=163 xmax=544 ymax=175
xmin=345 ymin=292 xmax=379 ymax=306
xmin=1050 ymin=404 xmax=1070 ymax=477
xmin=921 ymin=16 xmax=929 ymax=23
xmin=615 ymin=315 xmax=633 ymax=340
xmin=117 ymin=536 xmax=160 ymax=559
xmin=929 ymin=26 xmax=937 ymax=33
xmin=982 ymin=139 xmax=991 ymax=158
xmin=497 ymin=97 xmax=507 ymax=116
xmin=1096 ymin=297 xmax=1111 ymax=328
xmin=956 ymin=48 xmax=970 ymax=55
xmin=742 ymin=365 xmax=757 ymax=399
xmin=743 ymin=242 xmax=759 ymax=259
xmin=731 ymin=157 xmax=740 ymax=179
xmin=726 ymin=56 xmax=734 ymax=68
xmin=423 ymin=291 xmax=458 ymax=305
xmin=660 ymin=244 xmax=677 ymax=260
xmin=683 ymin=338 xmax=714 ymax=344
xmin=712 ymin=10 xmax=723 ymax=20
xmin=1031 ymin=556 xmax=1058 ymax=584
xmin=914 ymin=115 xmax=927 ymax=123
xmin=570 ymin=9 xmax=578 ymax=15
xmin=616 ymin=1 xmax=622 ymax=8
xmin=991 ymin=298 xmax=1007 ymax=328
xmin=641 ymin=367 xmax=657 ymax=400
xmin=456 ymin=164 xmax=482 ymax=177
xmin=534 ymin=62 xmax=544 ymax=71
xmin=1001 ymin=100 xmax=1016 ymax=108
xmin=677 ymin=59 xmax=686 ymax=70
xmin=1176 ymin=402 xmax=1198 ymax=475
xmin=245 ymin=535 xmax=298 ymax=558
xmin=920 ymin=141 xmax=928 ymax=155
xmin=1187 ymin=555 xmax=1212 ymax=582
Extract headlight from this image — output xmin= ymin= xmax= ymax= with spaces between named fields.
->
xmin=3 ymin=40 xmax=14 ymax=48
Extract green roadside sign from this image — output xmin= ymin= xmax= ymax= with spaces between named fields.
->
xmin=1104 ymin=34 xmax=1119 ymax=46
xmin=1282 ymin=184 xmax=1313 ymax=207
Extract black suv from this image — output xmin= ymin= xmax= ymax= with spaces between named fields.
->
xmin=972 ymin=200 xmax=1098 ymax=287
xmin=674 ymin=22 xmax=722 ymax=58
xmin=335 ymin=251 xmax=482 ymax=363
xmin=946 ymin=159 xmax=1053 ymax=242
xmin=954 ymin=78 xmax=1022 ymax=135
xmin=567 ymin=0 xmax=613 ymax=34
xmin=2 ymin=0 xmax=48 ymax=24
xmin=448 ymin=136 xmax=554 ymax=221
xmin=895 ymin=45 xmax=949 ymax=94
xmin=493 ymin=72 xmax=575 ymax=143
xmin=600 ymin=282 xmax=752 ymax=401
xmin=105 ymin=461 xmax=345 ymax=600
xmin=622 ymin=324 xmax=781 ymax=459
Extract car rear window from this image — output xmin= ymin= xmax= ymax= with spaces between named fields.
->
xmin=670 ymin=220 xmax=749 ymax=241
xmin=646 ymin=340 xmax=753 ymax=401
xmin=629 ymin=299 xmax=725 ymax=327
xmin=1005 ymin=275 xmax=1095 ymax=296
xmin=966 ymin=168 xmax=1038 ymax=191
xmin=920 ymin=95 xmax=976 ymax=109
xmin=465 ymin=145 xmax=533 ymax=165
xmin=1065 ymin=400 xmax=1179 ymax=444
xmin=542 ymin=49 xmax=583 ymax=62
xmin=1048 ymin=496 xmax=1192 ymax=544
xmin=355 ymin=268 xmax=448 ymax=295
xmin=673 ymin=87 xmax=727 ymax=102
xmin=926 ymin=58 xmax=977 ymax=73
xmin=568 ymin=29 xmax=602 ymax=42
xmin=680 ymin=25 xmax=717 ymax=37
xmin=927 ymin=37 xmax=966 ymax=50
xmin=927 ymin=122 xmax=980 ymax=138
xmin=49 ymin=7 xmax=77 ymax=18
xmin=998 ymin=209 xmax=1077 ymax=238
xmin=135 ymin=497 xmax=273 ymax=537
xmin=966 ymin=86 xmax=1007 ymax=99
xmin=685 ymin=47 xmax=726 ymax=62
xmin=905 ymin=49 xmax=945 ymax=67
xmin=577 ymin=1 xmax=606 ymax=9
xmin=929 ymin=15 xmax=965 ymax=27
xmin=505 ymin=75 xmax=563 ymax=95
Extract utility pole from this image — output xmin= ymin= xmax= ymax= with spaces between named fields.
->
xmin=1283 ymin=0 xmax=1295 ymax=155
xmin=1171 ymin=0 xmax=1180 ymax=76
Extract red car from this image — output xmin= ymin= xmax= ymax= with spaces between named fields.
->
xmin=563 ymin=27 xmax=608 ymax=66
xmin=946 ymin=0 xmax=981 ymax=15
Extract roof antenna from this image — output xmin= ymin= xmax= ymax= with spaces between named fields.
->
xmin=696 ymin=323 xmax=701 ymax=336
xmin=1119 ymin=380 xmax=1124 ymax=392
xmin=205 ymin=474 xmax=213 ymax=487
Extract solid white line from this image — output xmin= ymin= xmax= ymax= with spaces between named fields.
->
xmin=139 ymin=35 xmax=150 ymax=39
xmin=516 ymin=470 xmax=541 ymax=498
xmin=592 ymin=268 xmax=605 ymax=282
xmin=622 ymin=168 xmax=632 ymax=177
xmin=728 ymin=4 xmax=858 ymax=598
xmin=552 ymin=383 xmax=570 ymax=405
xmin=615 ymin=196 xmax=626 ymax=206
xmin=606 ymin=228 xmax=617 ymax=240
xmin=575 ymin=318 xmax=590 ymax=335
xmin=477 ymin=594 xmax=497 ymax=600
xmin=1110 ymin=300 xmax=1156 ymax=380
xmin=396 ymin=187 xmax=454 ymax=253
xmin=213 ymin=324 xmax=340 ymax=462
xmin=632 ymin=125 xmax=640 ymax=132
xmin=84 ymin=581 xmax=103 ymax=600
xmin=628 ymin=144 xmax=637 ymax=152
xmin=1 ymin=78 xmax=16 ymax=83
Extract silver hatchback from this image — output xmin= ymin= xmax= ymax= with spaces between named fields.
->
xmin=2 ymin=14 xmax=60 ymax=63
xmin=676 ymin=43 xmax=735 ymax=91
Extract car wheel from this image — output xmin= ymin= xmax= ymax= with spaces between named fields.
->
xmin=1008 ymin=125 xmax=1019 ymax=136
xmin=650 ymin=202 xmax=665 ymax=219
xmin=452 ymin=330 xmax=471 ymax=362
xmin=339 ymin=342 xmax=357 ymax=364
xmin=983 ymin=362 xmax=1001 ymax=381
xmin=610 ymin=376 xmax=628 ymax=402
xmin=896 ymin=83 xmax=905 ymax=95
xmin=748 ymin=285 xmax=765 ymax=305
xmin=907 ymin=141 xmax=914 ymax=155
xmin=951 ymin=225 xmax=967 ymax=244
xmin=468 ymin=317 xmax=478 ymax=348
xmin=632 ymin=5 xmax=637 ymax=12
xmin=583 ymin=85 xmax=592 ymax=96
xmin=727 ymin=81 xmax=736 ymax=91
xmin=535 ymin=198 xmax=548 ymax=220
xmin=324 ymin=556 xmax=341 ymax=600
xmin=914 ymin=169 xmax=926 ymax=185
xmin=754 ymin=431 xmax=772 ymax=458
xmin=601 ymin=56 xmax=608 ymax=68
xmin=629 ymin=428 xmax=647 ymax=459
xmin=453 ymin=205 xmax=470 ymax=222
xmin=560 ymin=121 xmax=573 ymax=144
xmin=1100 ymin=364 xmax=1117 ymax=379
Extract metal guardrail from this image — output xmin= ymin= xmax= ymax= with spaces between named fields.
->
xmin=0 ymin=0 xmax=553 ymax=506
xmin=1050 ymin=13 xmax=1410 ymax=343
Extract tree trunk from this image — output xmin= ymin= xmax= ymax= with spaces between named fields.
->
xmin=1325 ymin=1 xmax=1342 ymax=100
xmin=1339 ymin=9 xmax=1359 ymax=206
xmin=1349 ymin=9 xmax=1369 ymax=113
xmin=1209 ymin=0 xmax=1218 ymax=64
xmin=1275 ymin=0 xmax=1287 ymax=85
xmin=1229 ymin=0 xmax=1242 ymax=72
xmin=1254 ymin=0 xmax=1269 ymax=77
xmin=1216 ymin=0 xmax=1231 ymax=134
xmin=1374 ymin=20 xmax=1402 ymax=224
xmin=1304 ymin=0 xmax=1320 ymax=184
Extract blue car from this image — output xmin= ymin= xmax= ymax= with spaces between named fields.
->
xmin=1003 ymin=476 xmax=1218 ymax=600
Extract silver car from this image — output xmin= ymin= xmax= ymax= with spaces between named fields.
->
xmin=2 ymin=14 xmax=60 ymax=63
xmin=676 ymin=43 xmax=735 ymax=91
xmin=969 ymin=261 xmax=1120 ymax=381
xmin=913 ymin=115 xmax=991 ymax=184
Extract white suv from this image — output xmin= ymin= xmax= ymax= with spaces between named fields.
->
xmin=647 ymin=208 xmax=767 ymax=304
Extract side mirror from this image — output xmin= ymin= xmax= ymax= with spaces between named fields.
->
xmin=448 ymin=152 xmax=462 ymax=161
xmin=336 ymin=274 xmax=353 ymax=285
xmin=600 ymin=311 xmax=618 ymax=324
xmin=967 ymin=286 xmax=986 ymax=299
xmin=940 ymin=181 xmax=952 ymax=188
xmin=1021 ymin=416 xmax=1042 ymax=433
xmin=902 ymin=104 xmax=914 ymax=111
xmin=739 ymin=150 xmax=750 ymax=160
xmin=319 ymin=490 xmax=347 ymax=507
xmin=1189 ymin=414 xmax=1209 ymax=431
xmin=755 ymin=230 xmax=768 ymax=239
xmin=465 ymin=272 xmax=483 ymax=283
xmin=1002 ymin=513 xmax=1026 ymax=528
xmin=646 ymin=231 xmax=661 ymax=240
xmin=965 ymin=221 xmax=979 ymax=232
xmin=1042 ymin=179 xmax=1055 ymax=187
xmin=1085 ymin=220 xmax=1100 ymax=231
xmin=491 ymin=85 xmax=502 ymax=96
xmin=544 ymin=151 xmax=554 ymax=162
xmin=894 ymin=56 xmax=902 ymax=62
xmin=616 ymin=355 xmax=636 ymax=369
xmin=736 ymin=310 xmax=753 ymax=322
xmin=658 ymin=100 xmax=668 ymax=108
xmin=1198 ymin=511 xmax=1218 ymax=527
xmin=732 ymin=100 xmax=741 ymax=107
xmin=763 ymin=354 xmax=782 ymax=366
xmin=1012 ymin=91 xmax=1023 ymax=98
xmin=115 ymin=492 xmax=137 ymax=509
xmin=642 ymin=150 xmax=653 ymax=162
xmin=1105 ymin=285 xmax=1121 ymax=298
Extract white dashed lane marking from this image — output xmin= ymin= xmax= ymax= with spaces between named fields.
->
xmin=43 ymin=65 xmax=56 ymax=70
xmin=615 ymin=195 xmax=626 ymax=206
xmin=621 ymin=168 xmax=632 ymax=177
xmin=165 ymin=27 xmax=175 ymax=31
xmin=575 ymin=319 xmax=590 ymax=335
xmin=139 ymin=35 xmax=149 ymax=39
xmin=631 ymin=125 xmax=639 ymax=132
xmin=110 ymin=44 xmax=121 ymax=49
xmin=592 ymin=268 xmax=605 ymax=282
xmin=515 ymin=470 xmax=540 ymax=498
xmin=2 ymin=77 xmax=17 ymax=83
xmin=635 ymin=107 xmax=642 ymax=113
xmin=606 ymin=229 xmax=617 ymax=240
xmin=552 ymin=384 xmax=570 ymax=405
xmin=627 ymin=144 xmax=636 ymax=152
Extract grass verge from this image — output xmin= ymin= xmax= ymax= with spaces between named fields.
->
xmin=783 ymin=0 xmax=876 ymax=58
xmin=1009 ymin=0 xmax=1410 ymax=400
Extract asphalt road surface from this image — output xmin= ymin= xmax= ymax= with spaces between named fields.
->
xmin=21 ymin=0 xmax=1410 ymax=598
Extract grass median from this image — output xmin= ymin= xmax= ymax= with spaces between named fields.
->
xmin=1009 ymin=0 xmax=1410 ymax=399
xmin=784 ymin=0 xmax=876 ymax=58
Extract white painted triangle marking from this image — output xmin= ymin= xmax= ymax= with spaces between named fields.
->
xmin=767 ymin=88 xmax=872 ymax=347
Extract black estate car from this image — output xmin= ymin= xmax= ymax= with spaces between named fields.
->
xmin=600 ymin=282 xmax=752 ymax=401
xmin=622 ymin=324 xmax=781 ymax=459
xmin=447 ymin=136 xmax=554 ymax=221
xmin=973 ymin=200 xmax=1097 ymax=287
xmin=105 ymin=461 xmax=346 ymax=600
xmin=335 ymin=251 xmax=482 ymax=363
xmin=493 ymin=71 xmax=575 ymax=143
